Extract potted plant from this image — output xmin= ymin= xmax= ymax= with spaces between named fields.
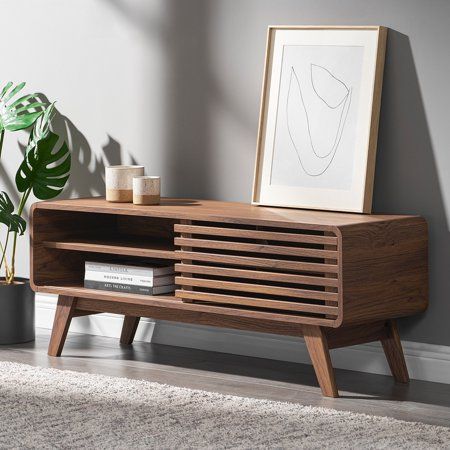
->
xmin=0 ymin=82 xmax=71 ymax=344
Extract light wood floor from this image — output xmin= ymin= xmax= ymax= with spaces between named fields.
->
xmin=1 ymin=328 xmax=450 ymax=428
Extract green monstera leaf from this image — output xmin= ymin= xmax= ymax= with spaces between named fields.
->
xmin=28 ymin=103 xmax=55 ymax=147
xmin=16 ymin=131 xmax=71 ymax=200
xmin=0 ymin=192 xmax=26 ymax=234
xmin=0 ymin=82 xmax=46 ymax=132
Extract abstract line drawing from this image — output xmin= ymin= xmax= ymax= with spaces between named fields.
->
xmin=286 ymin=64 xmax=352 ymax=177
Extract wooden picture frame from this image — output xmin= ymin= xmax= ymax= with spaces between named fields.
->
xmin=252 ymin=26 xmax=387 ymax=213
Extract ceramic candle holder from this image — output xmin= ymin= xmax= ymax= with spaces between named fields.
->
xmin=133 ymin=176 xmax=161 ymax=205
xmin=105 ymin=165 xmax=144 ymax=203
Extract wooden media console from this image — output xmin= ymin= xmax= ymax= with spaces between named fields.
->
xmin=30 ymin=197 xmax=428 ymax=397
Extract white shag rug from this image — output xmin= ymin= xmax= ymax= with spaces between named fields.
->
xmin=0 ymin=361 xmax=449 ymax=449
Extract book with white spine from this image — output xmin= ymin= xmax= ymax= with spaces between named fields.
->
xmin=84 ymin=271 xmax=175 ymax=287
xmin=84 ymin=280 xmax=175 ymax=296
xmin=85 ymin=261 xmax=174 ymax=277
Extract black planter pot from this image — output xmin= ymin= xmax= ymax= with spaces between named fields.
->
xmin=0 ymin=278 xmax=35 ymax=345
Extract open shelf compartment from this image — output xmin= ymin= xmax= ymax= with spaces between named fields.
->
xmin=31 ymin=208 xmax=177 ymax=290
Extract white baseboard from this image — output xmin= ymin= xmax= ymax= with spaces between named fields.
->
xmin=36 ymin=294 xmax=450 ymax=385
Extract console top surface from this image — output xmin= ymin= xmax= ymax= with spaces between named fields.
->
xmin=32 ymin=196 xmax=419 ymax=229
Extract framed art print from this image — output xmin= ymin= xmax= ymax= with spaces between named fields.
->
xmin=252 ymin=26 xmax=387 ymax=213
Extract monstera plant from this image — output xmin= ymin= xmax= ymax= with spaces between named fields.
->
xmin=0 ymin=82 xmax=71 ymax=285
xmin=0 ymin=82 xmax=71 ymax=345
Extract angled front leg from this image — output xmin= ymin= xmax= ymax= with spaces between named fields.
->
xmin=303 ymin=325 xmax=339 ymax=398
xmin=120 ymin=316 xmax=140 ymax=345
xmin=48 ymin=296 xmax=77 ymax=357
xmin=381 ymin=320 xmax=410 ymax=383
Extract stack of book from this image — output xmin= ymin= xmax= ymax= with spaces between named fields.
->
xmin=84 ymin=261 xmax=175 ymax=295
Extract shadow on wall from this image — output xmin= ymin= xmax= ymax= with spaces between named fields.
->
xmin=1 ymin=97 xmax=133 ymax=220
xmin=373 ymin=30 xmax=450 ymax=345
xmin=36 ymin=94 xmax=139 ymax=200
xmin=158 ymin=0 xmax=212 ymax=198
xmin=104 ymin=0 xmax=213 ymax=199
xmin=0 ymin=164 xmax=21 ymax=210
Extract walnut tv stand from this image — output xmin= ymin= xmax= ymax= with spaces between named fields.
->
xmin=31 ymin=197 xmax=428 ymax=397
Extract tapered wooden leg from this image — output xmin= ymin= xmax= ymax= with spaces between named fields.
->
xmin=120 ymin=316 xmax=140 ymax=345
xmin=48 ymin=296 xmax=77 ymax=357
xmin=381 ymin=320 xmax=410 ymax=383
xmin=303 ymin=325 xmax=339 ymax=398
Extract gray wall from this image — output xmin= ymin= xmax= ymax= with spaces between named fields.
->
xmin=1 ymin=0 xmax=449 ymax=346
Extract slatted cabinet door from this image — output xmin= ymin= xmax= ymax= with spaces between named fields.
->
xmin=174 ymin=222 xmax=342 ymax=327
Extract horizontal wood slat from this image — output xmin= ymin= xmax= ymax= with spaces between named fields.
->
xmin=175 ymin=251 xmax=339 ymax=274
xmin=175 ymin=276 xmax=338 ymax=302
xmin=175 ymin=290 xmax=338 ymax=315
xmin=174 ymin=264 xmax=339 ymax=287
xmin=175 ymin=237 xmax=337 ymax=259
xmin=174 ymin=224 xmax=338 ymax=245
